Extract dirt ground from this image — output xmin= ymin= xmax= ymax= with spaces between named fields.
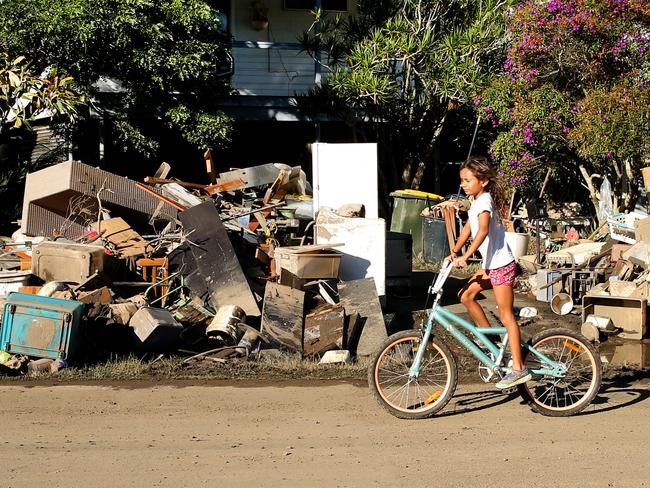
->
xmin=2 ymin=272 xmax=649 ymax=487
xmin=1 ymin=376 xmax=650 ymax=488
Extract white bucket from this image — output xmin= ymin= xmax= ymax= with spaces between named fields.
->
xmin=584 ymin=314 xmax=615 ymax=331
xmin=505 ymin=231 xmax=530 ymax=260
xmin=550 ymin=292 xmax=573 ymax=315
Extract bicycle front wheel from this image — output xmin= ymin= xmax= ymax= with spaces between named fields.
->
xmin=518 ymin=328 xmax=602 ymax=417
xmin=368 ymin=330 xmax=457 ymax=419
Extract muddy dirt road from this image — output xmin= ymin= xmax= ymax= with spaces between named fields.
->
xmin=1 ymin=378 xmax=649 ymax=487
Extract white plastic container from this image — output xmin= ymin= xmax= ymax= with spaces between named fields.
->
xmin=505 ymin=232 xmax=530 ymax=260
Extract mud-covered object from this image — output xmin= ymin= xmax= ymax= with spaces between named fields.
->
xmin=129 ymin=306 xmax=182 ymax=352
xmin=0 ymin=292 xmax=85 ymax=360
xmin=168 ymin=201 xmax=259 ymax=317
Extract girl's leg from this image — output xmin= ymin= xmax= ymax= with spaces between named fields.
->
xmin=458 ymin=270 xmax=492 ymax=327
xmin=492 ymin=284 xmax=524 ymax=370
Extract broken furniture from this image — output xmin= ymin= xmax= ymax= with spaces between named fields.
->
xmin=92 ymin=217 xmax=152 ymax=257
xmin=274 ymin=244 xmax=342 ymax=287
xmin=137 ymin=258 xmax=169 ymax=305
xmin=536 ymin=269 xmax=563 ymax=303
xmin=31 ymin=241 xmax=107 ymax=283
xmin=385 ymin=232 xmax=412 ymax=297
xmin=582 ymin=294 xmax=647 ymax=340
xmin=338 ymin=278 xmax=386 ymax=356
xmin=261 ymin=282 xmax=305 ymax=352
xmin=303 ymin=304 xmax=345 ymax=356
xmin=169 ymin=201 xmax=260 ymax=317
xmin=0 ymin=292 xmax=85 ymax=360
xmin=129 ymin=306 xmax=183 ymax=352
xmin=20 ymin=160 xmax=178 ymax=239
xmin=315 ymin=208 xmax=386 ymax=298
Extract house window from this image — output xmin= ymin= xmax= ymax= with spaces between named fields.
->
xmin=284 ymin=0 xmax=348 ymax=12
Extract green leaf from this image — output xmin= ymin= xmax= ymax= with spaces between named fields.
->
xmin=7 ymin=70 xmax=21 ymax=87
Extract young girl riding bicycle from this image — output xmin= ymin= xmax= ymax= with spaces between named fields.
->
xmin=446 ymin=156 xmax=530 ymax=389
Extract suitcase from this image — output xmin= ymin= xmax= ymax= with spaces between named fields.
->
xmin=31 ymin=241 xmax=106 ymax=283
xmin=0 ymin=292 xmax=85 ymax=360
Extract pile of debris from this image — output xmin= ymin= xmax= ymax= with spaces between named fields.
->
xmin=420 ymin=192 xmax=650 ymax=345
xmin=519 ymin=210 xmax=650 ymax=343
xmin=0 ymin=156 xmax=387 ymax=375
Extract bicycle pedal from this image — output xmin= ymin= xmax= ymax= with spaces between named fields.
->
xmin=500 ymin=386 xmax=518 ymax=395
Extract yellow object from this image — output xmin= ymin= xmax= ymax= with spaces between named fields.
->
xmin=394 ymin=189 xmax=444 ymax=201
xmin=424 ymin=390 xmax=443 ymax=404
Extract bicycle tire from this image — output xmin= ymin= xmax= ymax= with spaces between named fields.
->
xmin=368 ymin=330 xmax=458 ymax=419
xmin=517 ymin=328 xmax=602 ymax=417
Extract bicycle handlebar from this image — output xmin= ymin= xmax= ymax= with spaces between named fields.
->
xmin=430 ymin=259 xmax=454 ymax=295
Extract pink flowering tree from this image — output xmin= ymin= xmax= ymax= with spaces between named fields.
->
xmin=479 ymin=0 xmax=650 ymax=217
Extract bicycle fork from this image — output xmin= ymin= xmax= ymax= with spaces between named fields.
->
xmin=408 ymin=322 xmax=433 ymax=379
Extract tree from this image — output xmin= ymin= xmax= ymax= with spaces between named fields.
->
xmin=0 ymin=52 xmax=80 ymax=135
xmin=0 ymin=52 xmax=82 ymax=234
xmin=300 ymin=0 xmax=515 ymax=192
xmin=479 ymin=0 xmax=650 ymax=217
xmin=0 ymin=0 xmax=233 ymax=158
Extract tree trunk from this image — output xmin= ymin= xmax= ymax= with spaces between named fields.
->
xmin=432 ymin=141 xmax=441 ymax=194
xmin=619 ymin=159 xmax=640 ymax=213
xmin=579 ymin=165 xmax=602 ymax=222
xmin=410 ymin=109 xmax=447 ymax=189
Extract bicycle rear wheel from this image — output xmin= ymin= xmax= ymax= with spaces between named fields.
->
xmin=368 ymin=330 xmax=457 ymax=419
xmin=518 ymin=328 xmax=602 ymax=417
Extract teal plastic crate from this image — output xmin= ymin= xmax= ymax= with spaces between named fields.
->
xmin=1 ymin=292 xmax=85 ymax=360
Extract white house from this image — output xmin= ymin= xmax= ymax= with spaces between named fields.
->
xmin=225 ymin=0 xmax=357 ymax=98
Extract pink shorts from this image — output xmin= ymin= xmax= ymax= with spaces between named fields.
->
xmin=487 ymin=261 xmax=516 ymax=287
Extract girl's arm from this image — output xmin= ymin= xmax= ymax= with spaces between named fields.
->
xmin=453 ymin=211 xmax=490 ymax=267
xmin=446 ymin=221 xmax=471 ymax=261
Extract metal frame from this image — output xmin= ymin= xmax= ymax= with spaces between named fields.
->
xmin=408 ymin=262 xmax=567 ymax=380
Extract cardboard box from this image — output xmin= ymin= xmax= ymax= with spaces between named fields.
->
xmin=274 ymin=246 xmax=342 ymax=279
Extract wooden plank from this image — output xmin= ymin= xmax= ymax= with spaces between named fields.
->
xmin=338 ymin=278 xmax=386 ymax=356
xmin=169 ymin=201 xmax=260 ymax=317
xmin=261 ymin=282 xmax=305 ymax=351
xmin=273 ymin=243 xmax=345 ymax=255
xmin=153 ymin=162 xmax=171 ymax=179
xmin=204 ymin=148 xmax=217 ymax=184
xmin=144 ymin=177 xmax=207 ymax=190
xmin=135 ymin=182 xmax=187 ymax=211
xmin=303 ymin=304 xmax=344 ymax=356
xmin=205 ymin=178 xmax=246 ymax=195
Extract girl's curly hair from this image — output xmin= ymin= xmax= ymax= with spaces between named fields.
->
xmin=460 ymin=156 xmax=508 ymax=221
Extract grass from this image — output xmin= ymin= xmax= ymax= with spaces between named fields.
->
xmin=2 ymin=353 xmax=373 ymax=383
xmin=2 ymin=343 xmax=642 ymax=384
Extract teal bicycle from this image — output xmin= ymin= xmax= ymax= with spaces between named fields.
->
xmin=369 ymin=261 xmax=602 ymax=418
